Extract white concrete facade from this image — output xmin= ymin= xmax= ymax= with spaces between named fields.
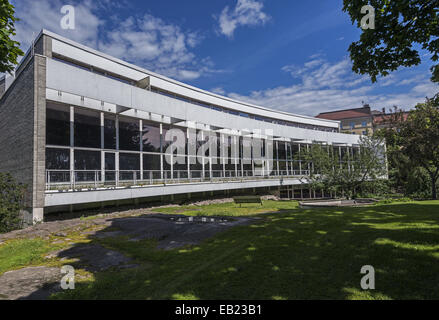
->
xmin=4 ymin=30 xmax=365 ymax=216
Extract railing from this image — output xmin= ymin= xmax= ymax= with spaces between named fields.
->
xmin=45 ymin=169 xmax=311 ymax=191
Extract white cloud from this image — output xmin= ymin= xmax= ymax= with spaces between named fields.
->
xmin=13 ymin=0 xmax=102 ymax=50
xmin=226 ymin=55 xmax=438 ymax=116
xmin=12 ymin=0 xmax=219 ymax=81
xmin=210 ymin=87 xmax=226 ymax=95
xmin=98 ymin=14 xmax=222 ymax=80
xmin=217 ymin=0 xmax=270 ymax=38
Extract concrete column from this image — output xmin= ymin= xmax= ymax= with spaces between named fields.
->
xmin=32 ymin=55 xmax=47 ymax=224
xmin=115 ymin=115 xmax=120 ymax=185
xmin=140 ymin=153 xmax=143 ymax=182
xmin=208 ymin=128 xmax=212 ymax=179
xmin=101 ymin=112 xmax=105 ymax=183
xmin=100 ymin=112 xmax=104 ymax=149
xmin=70 ymin=106 xmax=75 ymax=188
xmin=221 ymin=134 xmax=225 ymax=177
xmin=187 ymin=127 xmax=191 ymax=179
xmin=160 ymin=123 xmax=163 ymax=180
xmin=139 ymin=119 xmax=143 ymax=181
xmin=115 ymin=151 xmax=119 ymax=186
xmin=275 ymin=141 xmax=279 ymax=176
xmin=234 ymin=136 xmax=238 ymax=177
xmin=201 ymin=130 xmax=205 ymax=179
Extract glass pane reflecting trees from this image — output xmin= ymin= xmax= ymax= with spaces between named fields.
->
xmin=74 ymin=108 xmax=100 ymax=148
xmin=46 ymin=103 xmax=70 ymax=146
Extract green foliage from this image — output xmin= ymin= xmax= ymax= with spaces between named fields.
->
xmin=399 ymin=98 xmax=439 ymax=199
xmin=298 ymin=136 xmax=388 ymax=199
xmin=343 ymin=0 xmax=439 ymax=82
xmin=0 ymin=172 xmax=25 ymax=233
xmin=375 ymin=99 xmax=439 ymax=199
xmin=0 ymin=0 xmax=24 ymax=74
xmin=375 ymin=197 xmax=414 ymax=204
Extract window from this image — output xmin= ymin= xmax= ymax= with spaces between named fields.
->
xmin=142 ymin=121 xmax=161 ymax=153
xmin=119 ymin=153 xmax=140 ymax=171
xmin=74 ymin=150 xmax=101 ymax=170
xmin=46 ymin=148 xmax=70 ymax=170
xmin=119 ymin=153 xmax=140 ymax=180
xmin=143 ymin=153 xmax=161 ymax=171
xmin=362 ymin=121 xmax=367 ymax=127
xmin=119 ymin=116 xmax=140 ymax=151
xmin=105 ymin=153 xmax=115 ymax=171
xmin=46 ymin=103 xmax=70 ymax=146
xmin=104 ymin=114 xmax=116 ymax=150
xmin=278 ymin=142 xmax=287 ymax=160
xmin=74 ymin=108 xmax=101 ymax=148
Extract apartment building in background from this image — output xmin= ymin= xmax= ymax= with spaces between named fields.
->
xmin=0 ymin=30 xmax=363 ymax=224
xmin=316 ymin=105 xmax=379 ymax=135
xmin=316 ymin=105 xmax=411 ymax=135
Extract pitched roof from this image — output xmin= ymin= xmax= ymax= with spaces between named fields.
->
xmin=316 ymin=106 xmax=373 ymax=120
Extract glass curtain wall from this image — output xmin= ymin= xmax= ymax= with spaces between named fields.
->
xmin=46 ymin=103 xmax=324 ymax=186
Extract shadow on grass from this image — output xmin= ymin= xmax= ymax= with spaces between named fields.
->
xmin=26 ymin=202 xmax=439 ymax=300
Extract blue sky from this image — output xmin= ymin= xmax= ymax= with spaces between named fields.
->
xmin=11 ymin=0 xmax=438 ymax=116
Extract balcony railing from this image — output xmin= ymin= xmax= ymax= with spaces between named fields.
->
xmin=45 ymin=169 xmax=311 ymax=191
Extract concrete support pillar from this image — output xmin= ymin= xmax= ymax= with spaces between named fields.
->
xmin=32 ymin=208 xmax=44 ymax=224
xmin=100 ymin=112 xmax=105 ymax=183
xmin=101 ymin=150 xmax=105 ymax=183
xmin=115 ymin=151 xmax=119 ymax=186
xmin=32 ymin=55 xmax=47 ymax=224
xmin=139 ymin=119 xmax=143 ymax=181
xmin=160 ymin=123 xmax=164 ymax=180
xmin=187 ymin=127 xmax=191 ymax=179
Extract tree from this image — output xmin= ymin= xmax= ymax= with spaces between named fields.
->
xmin=298 ymin=136 xmax=388 ymax=199
xmin=399 ymin=98 xmax=439 ymax=199
xmin=0 ymin=0 xmax=23 ymax=74
xmin=0 ymin=172 xmax=25 ymax=233
xmin=343 ymin=0 xmax=439 ymax=83
xmin=374 ymin=106 xmax=411 ymax=194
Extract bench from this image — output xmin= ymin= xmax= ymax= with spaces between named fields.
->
xmin=233 ymin=196 xmax=263 ymax=207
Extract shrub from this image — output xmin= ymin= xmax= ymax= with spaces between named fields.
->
xmin=0 ymin=173 xmax=26 ymax=233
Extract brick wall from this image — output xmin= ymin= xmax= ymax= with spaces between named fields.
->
xmin=0 ymin=55 xmax=47 ymax=222
xmin=0 ymin=58 xmax=35 ymax=208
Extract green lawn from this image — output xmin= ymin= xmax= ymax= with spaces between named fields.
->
xmin=153 ymin=200 xmax=300 ymax=216
xmin=0 ymin=239 xmax=58 ymax=275
xmin=49 ymin=200 xmax=439 ymax=300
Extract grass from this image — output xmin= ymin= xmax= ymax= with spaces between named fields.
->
xmin=153 ymin=200 xmax=299 ymax=216
xmin=46 ymin=200 xmax=439 ymax=300
xmin=0 ymin=239 xmax=56 ymax=275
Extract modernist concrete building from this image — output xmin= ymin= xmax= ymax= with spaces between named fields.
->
xmin=0 ymin=30 xmax=363 ymax=223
